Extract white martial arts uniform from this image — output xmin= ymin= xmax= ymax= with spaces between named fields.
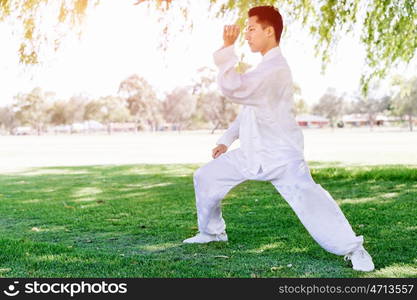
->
xmin=193 ymin=45 xmax=364 ymax=256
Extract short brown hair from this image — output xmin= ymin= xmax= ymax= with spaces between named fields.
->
xmin=248 ymin=6 xmax=283 ymax=43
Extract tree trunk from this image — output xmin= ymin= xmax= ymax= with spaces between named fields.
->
xmin=369 ymin=114 xmax=374 ymax=131
xmin=211 ymin=121 xmax=221 ymax=134
xmin=330 ymin=118 xmax=335 ymax=131
xmin=408 ymin=115 xmax=413 ymax=132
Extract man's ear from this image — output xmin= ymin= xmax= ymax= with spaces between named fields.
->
xmin=266 ymin=26 xmax=275 ymax=39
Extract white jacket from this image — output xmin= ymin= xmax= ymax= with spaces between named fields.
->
xmin=213 ymin=45 xmax=305 ymax=175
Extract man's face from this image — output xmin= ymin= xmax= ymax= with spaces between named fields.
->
xmin=244 ymin=16 xmax=269 ymax=53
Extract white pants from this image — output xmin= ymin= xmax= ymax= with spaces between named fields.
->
xmin=193 ymin=148 xmax=364 ymax=256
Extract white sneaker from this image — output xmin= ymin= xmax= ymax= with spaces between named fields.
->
xmin=183 ymin=232 xmax=228 ymax=244
xmin=344 ymin=247 xmax=375 ymax=272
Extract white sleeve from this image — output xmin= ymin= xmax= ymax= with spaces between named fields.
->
xmin=216 ymin=112 xmax=241 ymax=147
xmin=213 ymin=45 xmax=268 ymax=106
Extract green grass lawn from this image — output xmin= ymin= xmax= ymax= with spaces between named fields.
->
xmin=0 ymin=162 xmax=416 ymax=278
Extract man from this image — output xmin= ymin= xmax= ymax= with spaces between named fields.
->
xmin=183 ymin=6 xmax=374 ymax=272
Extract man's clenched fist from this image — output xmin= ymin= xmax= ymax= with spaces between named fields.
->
xmin=212 ymin=144 xmax=228 ymax=159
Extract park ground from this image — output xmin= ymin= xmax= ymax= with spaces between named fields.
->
xmin=0 ymin=127 xmax=416 ymax=277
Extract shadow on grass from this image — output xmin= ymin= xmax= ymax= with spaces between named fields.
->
xmin=0 ymin=162 xmax=416 ymax=277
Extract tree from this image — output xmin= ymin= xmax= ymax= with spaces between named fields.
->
xmin=391 ymin=76 xmax=417 ymax=131
xmin=48 ymin=95 xmax=87 ymax=133
xmin=48 ymin=100 xmax=67 ymax=126
xmin=0 ymin=0 xmax=99 ymax=64
xmin=348 ymin=93 xmax=391 ymax=130
xmin=13 ymin=87 xmax=54 ymax=135
xmin=198 ymin=91 xmax=240 ymax=134
xmin=118 ymin=74 xmax=162 ymax=132
xmin=84 ymin=99 xmax=101 ymax=121
xmin=293 ymin=83 xmax=310 ymax=115
xmin=312 ymin=88 xmax=344 ymax=128
xmin=66 ymin=95 xmax=87 ymax=124
xmin=163 ymin=86 xmax=196 ymax=132
xmin=294 ymin=98 xmax=310 ymax=115
xmin=3 ymin=0 xmax=416 ymax=94
xmin=0 ymin=106 xmax=19 ymax=134
xmin=95 ymin=95 xmax=130 ymax=134
xmin=191 ymin=66 xmax=240 ymax=133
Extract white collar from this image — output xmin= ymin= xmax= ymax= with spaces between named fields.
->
xmin=261 ymin=46 xmax=281 ymax=62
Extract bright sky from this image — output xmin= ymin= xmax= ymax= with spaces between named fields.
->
xmin=0 ymin=0 xmax=414 ymax=107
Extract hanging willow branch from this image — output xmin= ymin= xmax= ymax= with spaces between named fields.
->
xmin=1 ymin=0 xmax=416 ymax=95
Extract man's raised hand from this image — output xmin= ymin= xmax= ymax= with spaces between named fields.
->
xmin=223 ymin=24 xmax=240 ymax=47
